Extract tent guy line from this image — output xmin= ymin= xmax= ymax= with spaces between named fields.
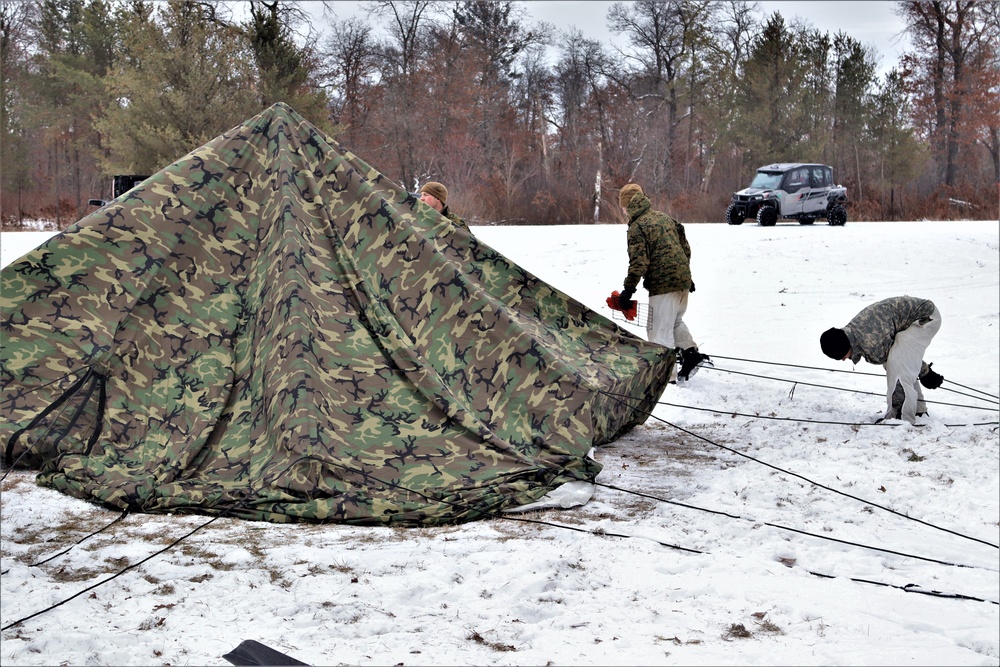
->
xmin=707 ymin=352 xmax=891 ymax=376
xmin=601 ymin=388 xmax=1000 ymax=550
xmin=593 ymin=481 xmax=997 ymax=573
xmin=4 ymin=455 xmax=996 ymax=636
xmin=2 ymin=449 xmax=360 ymax=630
xmin=503 ymin=511 xmax=1000 ymax=606
xmin=1 ymin=508 xmax=130 ymax=574
xmin=944 ymin=378 xmax=1000 ymax=401
xmin=650 ymin=399 xmax=998 ymax=428
xmin=934 ymin=386 xmax=1000 ymax=406
xmin=4 ymin=359 xmax=992 ymax=576
xmin=0 ymin=510 xmax=228 ymax=632
xmin=708 ymin=352 xmax=1000 ymax=403
xmin=698 ymin=365 xmax=999 ymax=413
xmin=7 ymin=409 xmax=995 ymax=578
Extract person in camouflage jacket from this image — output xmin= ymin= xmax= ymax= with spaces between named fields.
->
xmin=820 ymin=296 xmax=943 ymax=424
xmin=616 ymin=183 xmax=708 ymax=383
xmin=419 ymin=181 xmax=470 ymax=233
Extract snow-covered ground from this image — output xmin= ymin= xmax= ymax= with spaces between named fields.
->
xmin=2 ymin=220 xmax=998 ymax=666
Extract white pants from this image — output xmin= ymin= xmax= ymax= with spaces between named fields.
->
xmin=647 ymin=291 xmax=697 ymax=381
xmin=884 ymin=306 xmax=941 ymax=423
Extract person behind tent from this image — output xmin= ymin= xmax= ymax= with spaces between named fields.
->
xmin=820 ymin=295 xmax=944 ymax=424
xmin=611 ymin=183 xmax=710 ymax=383
xmin=418 ymin=181 xmax=469 ymax=233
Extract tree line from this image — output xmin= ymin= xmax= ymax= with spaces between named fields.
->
xmin=1 ymin=0 xmax=998 ymax=229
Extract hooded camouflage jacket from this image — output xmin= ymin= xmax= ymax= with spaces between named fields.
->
xmin=622 ymin=193 xmax=692 ymax=296
xmin=843 ymin=296 xmax=936 ymax=365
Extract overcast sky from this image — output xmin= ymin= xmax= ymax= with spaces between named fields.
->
xmin=316 ymin=1 xmax=911 ymax=77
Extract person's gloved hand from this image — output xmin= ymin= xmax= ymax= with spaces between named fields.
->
xmin=689 ymin=281 xmax=696 ymax=293
xmin=919 ymin=363 xmax=944 ymax=389
xmin=606 ymin=291 xmax=637 ymax=320
xmin=618 ymin=287 xmax=635 ymax=311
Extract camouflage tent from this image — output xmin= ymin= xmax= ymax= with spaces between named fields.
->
xmin=1 ymin=103 xmax=672 ymax=525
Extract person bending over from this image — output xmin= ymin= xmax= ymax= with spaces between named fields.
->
xmin=821 ymin=295 xmax=944 ymax=424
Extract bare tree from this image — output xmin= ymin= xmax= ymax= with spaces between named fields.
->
xmin=370 ymin=0 xmax=436 ymax=77
xmin=607 ymin=0 xmax=712 ymax=194
xmin=320 ymin=16 xmax=378 ymax=145
xmin=900 ymin=0 xmax=998 ymax=188
xmin=697 ymin=0 xmax=758 ymax=193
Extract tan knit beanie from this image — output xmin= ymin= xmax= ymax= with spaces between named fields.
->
xmin=619 ymin=183 xmax=643 ymax=208
xmin=420 ymin=181 xmax=448 ymax=205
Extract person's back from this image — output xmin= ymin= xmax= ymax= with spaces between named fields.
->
xmin=844 ymin=296 xmax=936 ymax=365
xmin=616 ymin=183 xmax=707 ymax=383
xmin=625 ymin=193 xmax=691 ymax=297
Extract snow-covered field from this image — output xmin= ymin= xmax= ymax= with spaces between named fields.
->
xmin=2 ymin=220 xmax=998 ymax=666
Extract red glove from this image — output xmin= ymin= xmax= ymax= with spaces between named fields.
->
xmin=606 ymin=291 xmax=637 ymax=321
xmin=606 ymin=290 xmax=621 ymax=310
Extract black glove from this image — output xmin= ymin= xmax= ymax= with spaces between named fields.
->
xmin=919 ymin=363 xmax=943 ymax=389
xmin=689 ymin=281 xmax=696 ymax=293
xmin=618 ymin=287 xmax=635 ymax=310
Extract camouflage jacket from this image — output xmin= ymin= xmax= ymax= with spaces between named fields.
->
xmin=843 ymin=296 xmax=936 ymax=365
xmin=622 ymin=193 xmax=692 ymax=295
xmin=443 ymin=207 xmax=469 ymax=232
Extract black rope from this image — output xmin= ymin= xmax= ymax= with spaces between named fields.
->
xmin=594 ymin=481 xmax=991 ymax=570
xmin=705 ymin=355 xmax=999 ymax=408
xmin=0 ymin=454 xmax=312 ymax=631
xmin=599 ymin=388 xmax=999 ymax=550
xmin=710 ymin=353 xmax=885 ymax=377
xmin=710 ymin=354 xmax=1000 ymax=403
xmin=653 ymin=399 xmax=999 ymax=428
xmin=500 ymin=511 xmax=705 ymax=554
xmin=0 ymin=367 xmax=98 ymax=408
xmin=704 ymin=365 xmax=997 ymax=413
xmin=5 ymin=438 xmax=995 ymax=633
xmin=502 ymin=507 xmax=997 ymax=604
xmin=945 ymin=378 xmax=1000 ymax=401
xmin=940 ymin=385 xmax=1000 ymax=405
xmin=0 ymin=508 xmax=130 ymax=576
xmin=803 ymin=571 xmax=997 ymax=604
xmin=0 ymin=511 xmax=227 ymax=632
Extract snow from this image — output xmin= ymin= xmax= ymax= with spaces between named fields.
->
xmin=1 ymin=220 xmax=998 ymax=666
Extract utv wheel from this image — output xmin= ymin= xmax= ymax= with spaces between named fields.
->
xmin=799 ymin=217 xmax=815 ymax=225
xmin=725 ymin=203 xmax=745 ymax=225
xmin=827 ymin=204 xmax=847 ymax=226
xmin=756 ymin=206 xmax=777 ymax=227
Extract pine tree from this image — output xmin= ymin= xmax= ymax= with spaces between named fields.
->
xmin=94 ymin=0 xmax=260 ymax=174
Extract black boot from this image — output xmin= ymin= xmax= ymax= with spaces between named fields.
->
xmin=678 ymin=347 xmax=711 ymax=381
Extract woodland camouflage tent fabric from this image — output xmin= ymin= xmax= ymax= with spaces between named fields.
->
xmin=0 ymin=103 xmax=673 ymax=525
